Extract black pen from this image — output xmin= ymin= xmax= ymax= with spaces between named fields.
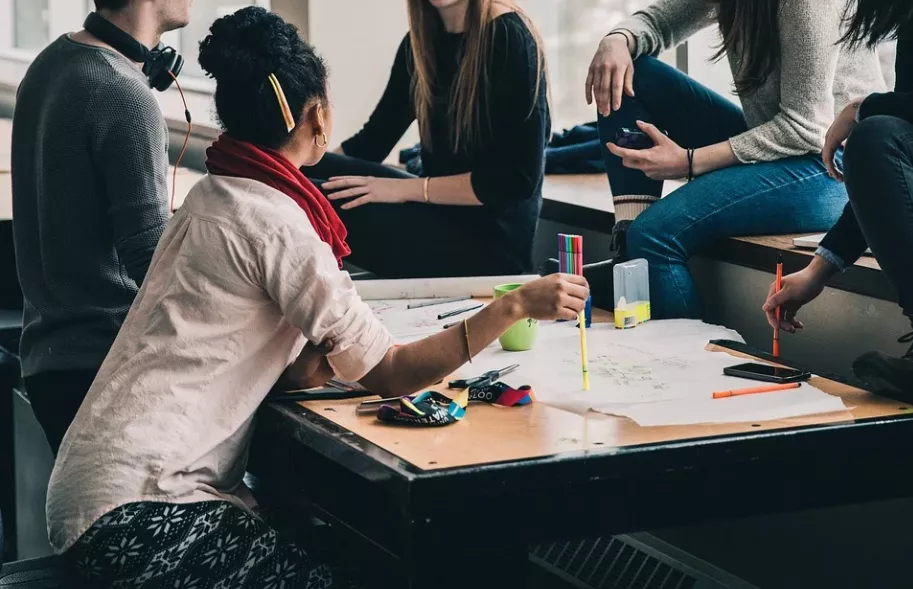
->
xmin=437 ymin=303 xmax=483 ymax=321
xmin=266 ymin=387 xmax=374 ymax=402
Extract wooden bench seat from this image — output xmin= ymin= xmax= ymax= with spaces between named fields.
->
xmin=538 ymin=173 xmax=894 ymax=303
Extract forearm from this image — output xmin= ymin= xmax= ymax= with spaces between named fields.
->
xmin=401 ymin=173 xmax=483 ymax=206
xmin=360 ymin=294 xmax=525 ymax=397
xmin=859 ymin=91 xmax=913 ymax=125
xmin=808 ymin=252 xmax=841 ymax=282
xmin=610 ymin=0 xmax=715 ymax=59
xmin=278 ymin=346 xmax=335 ymax=390
xmin=692 ymin=140 xmax=739 ymax=176
xmin=818 ymin=203 xmax=869 ymax=269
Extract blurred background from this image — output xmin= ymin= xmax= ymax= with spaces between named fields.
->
xmin=0 ymin=0 xmax=736 ymax=147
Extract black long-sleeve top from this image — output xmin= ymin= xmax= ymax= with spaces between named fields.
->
xmin=819 ymin=25 xmax=912 ymax=267
xmin=341 ymin=12 xmax=550 ymax=273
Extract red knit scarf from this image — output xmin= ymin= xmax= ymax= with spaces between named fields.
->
xmin=205 ymin=134 xmax=351 ymax=267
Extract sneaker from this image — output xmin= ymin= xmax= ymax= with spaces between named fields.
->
xmin=852 ymin=332 xmax=913 ymax=403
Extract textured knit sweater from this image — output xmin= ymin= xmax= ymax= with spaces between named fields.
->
xmin=613 ymin=0 xmax=886 ymax=163
xmin=12 ymin=35 xmax=170 ymax=377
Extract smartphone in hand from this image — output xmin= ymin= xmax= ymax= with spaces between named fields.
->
xmin=615 ymin=127 xmax=666 ymax=150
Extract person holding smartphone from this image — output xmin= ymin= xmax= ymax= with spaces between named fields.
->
xmin=585 ymin=0 xmax=886 ymax=319
xmin=764 ymin=1 xmax=913 ymax=400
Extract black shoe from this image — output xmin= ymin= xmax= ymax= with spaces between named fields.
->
xmin=610 ymin=220 xmax=631 ymax=261
xmin=852 ymin=332 xmax=913 ymax=403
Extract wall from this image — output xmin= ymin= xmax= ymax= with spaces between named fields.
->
xmin=307 ymin=0 xmax=678 ymax=154
xmin=307 ymin=0 xmax=416 ymax=153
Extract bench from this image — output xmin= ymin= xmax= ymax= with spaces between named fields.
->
xmin=538 ymin=173 xmax=894 ymax=304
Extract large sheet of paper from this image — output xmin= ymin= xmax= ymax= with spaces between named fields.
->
xmin=354 ymin=275 xmax=538 ymax=300
xmin=367 ymin=298 xmax=488 ymax=345
xmin=460 ymin=320 xmax=846 ymax=426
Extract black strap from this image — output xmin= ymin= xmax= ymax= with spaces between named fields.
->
xmin=84 ymin=12 xmax=150 ymax=63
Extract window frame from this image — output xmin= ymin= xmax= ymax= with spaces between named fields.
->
xmin=0 ymin=0 xmax=298 ymax=136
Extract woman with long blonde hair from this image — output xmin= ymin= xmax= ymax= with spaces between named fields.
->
xmin=304 ymin=0 xmax=550 ymax=279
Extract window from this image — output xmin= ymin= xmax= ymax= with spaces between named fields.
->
xmin=12 ymin=0 xmax=50 ymax=51
xmin=0 ymin=0 xmax=92 ymax=58
xmin=521 ymin=0 xmax=670 ymax=130
xmin=173 ymin=1 xmax=270 ymax=80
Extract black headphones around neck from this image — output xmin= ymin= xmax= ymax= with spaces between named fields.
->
xmin=83 ymin=12 xmax=184 ymax=91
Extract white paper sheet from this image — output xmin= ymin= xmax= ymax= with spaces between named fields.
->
xmin=368 ymin=298 xmax=487 ymax=344
xmin=601 ymin=387 xmax=848 ymax=426
xmin=457 ymin=320 xmax=846 ymax=426
xmin=354 ymin=275 xmax=538 ymax=300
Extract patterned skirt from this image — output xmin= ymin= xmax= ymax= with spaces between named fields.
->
xmin=67 ymin=501 xmax=335 ymax=588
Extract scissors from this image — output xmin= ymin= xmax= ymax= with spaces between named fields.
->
xmin=447 ymin=364 xmax=519 ymax=390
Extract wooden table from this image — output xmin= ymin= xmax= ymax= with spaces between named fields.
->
xmin=248 ymin=341 xmax=913 ymax=589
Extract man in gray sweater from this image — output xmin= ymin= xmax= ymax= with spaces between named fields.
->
xmin=11 ymin=0 xmax=191 ymax=454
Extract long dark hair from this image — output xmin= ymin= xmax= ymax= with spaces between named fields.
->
xmin=711 ymin=0 xmax=782 ymax=96
xmin=841 ymin=0 xmax=913 ymax=48
xmin=407 ymin=0 xmax=546 ymax=153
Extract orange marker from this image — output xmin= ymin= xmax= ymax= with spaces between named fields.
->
xmin=713 ymin=382 xmax=801 ymax=399
xmin=773 ymin=254 xmax=783 ymax=357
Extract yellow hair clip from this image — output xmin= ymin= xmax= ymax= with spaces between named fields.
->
xmin=267 ymin=73 xmax=295 ymax=133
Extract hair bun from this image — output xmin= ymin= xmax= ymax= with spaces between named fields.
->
xmin=198 ymin=6 xmax=302 ymax=84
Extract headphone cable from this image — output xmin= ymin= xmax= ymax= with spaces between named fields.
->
xmin=169 ymin=70 xmax=192 ymax=213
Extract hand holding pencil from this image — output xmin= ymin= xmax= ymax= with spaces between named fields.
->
xmin=762 ymin=259 xmax=833 ymax=335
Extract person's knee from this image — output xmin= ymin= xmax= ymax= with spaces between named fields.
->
xmin=596 ymin=55 xmax=668 ymax=130
xmin=631 ymin=55 xmax=678 ymax=94
xmin=844 ymin=115 xmax=913 ymax=174
xmin=626 ymin=215 xmax=676 ymax=262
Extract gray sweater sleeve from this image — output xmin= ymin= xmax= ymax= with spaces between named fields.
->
xmin=88 ymin=75 xmax=170 ymax=286
xmin=611 ymin=0 xmax=716 ymax=59
xmin=727 ymin=0 xmax=845 ymax=163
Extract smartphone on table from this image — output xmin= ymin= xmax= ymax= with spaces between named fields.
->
xmin=723 ymin=362 xmax=811 ymax=384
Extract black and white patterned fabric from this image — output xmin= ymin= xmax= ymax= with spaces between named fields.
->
xmin=67 ymin=501 xmax=335 ymax=588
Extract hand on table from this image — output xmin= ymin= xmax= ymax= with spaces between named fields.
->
xmin=823 ymin=100 xmax=861 ymax=181
xmin=515 ymin=273 xmax=590 ymax=321
xmin=606 ymin=121 xmax=688 ymax=180
xmin=323 ymin=176 xmax=420 ymax=210
xmin=585 ymin=33 xmax=635 ymax=116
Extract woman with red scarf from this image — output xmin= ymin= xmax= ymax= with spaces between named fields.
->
xmin=45 ymin=8 xmax=587 ymax=589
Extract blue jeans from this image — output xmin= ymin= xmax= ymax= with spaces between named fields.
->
xmin=598 ymin=56 xmax=848 ymax=319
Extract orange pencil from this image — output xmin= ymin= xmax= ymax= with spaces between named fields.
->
xmin=773 ymin=254 xmax=783 ymax=357
xmin=713 ymin=382 xmax=800 ymax=399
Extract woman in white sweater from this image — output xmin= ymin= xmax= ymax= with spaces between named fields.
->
xmin=586 ymin=0 xmax=885 ymax=319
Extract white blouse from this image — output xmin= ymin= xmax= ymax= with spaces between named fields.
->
xmin=46 ymin=174 xmax=393 ymax=553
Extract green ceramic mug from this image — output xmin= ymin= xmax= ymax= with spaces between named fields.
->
xmin=493 ymin=283 xmax=538 ymax=351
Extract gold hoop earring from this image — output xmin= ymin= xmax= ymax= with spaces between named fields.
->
xmin=314 ymin=133 xmax=328 ymax=148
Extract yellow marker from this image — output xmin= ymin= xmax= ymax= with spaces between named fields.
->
xmin=579 ymin=311 xmax=590 ymax=390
